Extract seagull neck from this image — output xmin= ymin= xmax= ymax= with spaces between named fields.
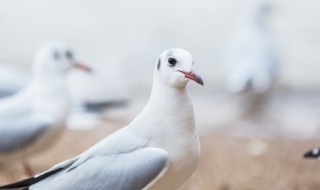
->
xmin=145 ymin=78 xmax=195 ymax=130
xmin=32 ymin=75 xmax=69 ymax=99
xmin=148 ymin=78 xmax=189 ymax=105
xmin=31 ymin=77 xmax=70 ymax=121
xmin=131 ymin=77 xmax=196 ymax=136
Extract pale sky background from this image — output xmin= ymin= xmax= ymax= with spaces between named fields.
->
xmin=0 ymin=0 xmax=319 ymax=96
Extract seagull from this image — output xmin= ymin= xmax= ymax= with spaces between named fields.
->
xmin=225 ymin=0 xmax=279 ymax=94
xmin=0 ymin=41 xmax=91 ymax=176
xmin=0 ymin=48 xmax=203 ymax=190
xmin=304 ymin=148 xmax=320 ymax=159
xmin=225 ymin=0 xmax=279 ymax=117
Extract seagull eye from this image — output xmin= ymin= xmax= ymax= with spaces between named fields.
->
xmin=66 ymin=50 xmax=73 ymax=59
xmin=168 ymin=57 xmax=177 ymax=66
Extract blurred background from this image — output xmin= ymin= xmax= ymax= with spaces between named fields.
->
xmin=0 ymin=0 xmax=320 ymax=189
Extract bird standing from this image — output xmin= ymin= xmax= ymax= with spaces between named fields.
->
xmin=225 ymin=0 xmax=279 ymax=117
xmin=0 ymin=48 xmax=203 ymax=190
xmin=0 ymin=41 xmax=91 ymax=176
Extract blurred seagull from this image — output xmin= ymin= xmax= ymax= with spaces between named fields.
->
xmin=0 ymin=41 xmax=91 ymax=176
xmin=0 ymin=48 xmax=203 ymax=190
xmin=304 ymin=148 xmax=320 ymax=159
xmin=0 ymin=56 xmax=127 ymax=131
xmin=225 ymin=0 xmax=279 ymax=116
xmin=226 ymin=0 xmax=279 ymax=94
xmin=0 ymin=65 xmax=30 ymax=98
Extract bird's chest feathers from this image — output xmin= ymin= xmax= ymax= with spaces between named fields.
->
xmin=145 ymin=101 xmax=195 ymax=143
xmin=143 ymin=103 xmax=200 ymax=170
xmin=34 ymin=88 xmax=70 ymax=120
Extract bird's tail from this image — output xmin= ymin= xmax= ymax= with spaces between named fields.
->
xmin=0 ymin=176 xmax=31 ymax=190
xmin=0 ymin=168 xmax=63 ymax=189
xmin=304 ymin=148 xmax=320 ymax=159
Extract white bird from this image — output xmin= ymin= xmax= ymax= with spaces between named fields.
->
xmin=225 ymin=0 xmax=279 ymax=117
xmin=0 ymin=48 xmax=203 ymax=190
xmin=0 ymin=41 xmax=91 ymax=176
xmin=225 ymin=0 xmax=279 ymax=94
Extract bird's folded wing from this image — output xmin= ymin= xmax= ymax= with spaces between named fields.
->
xmin=0 ymin=87 xmax=33 ymax=118
xmin=0 ymin=148 xmax=168 ymax=190
xmin=0 ymin=157 xmax=79 ymax=189
xmin=33 ymin=147 xmax=168 ymax=190
xmin=0 ymin=116 xmax=52 ymax=153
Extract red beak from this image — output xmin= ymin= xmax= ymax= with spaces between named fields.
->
xmin=73 ymin=62 xmax=93 ymax=73
xmin=178 ymin=70 xmax=204 ymax=86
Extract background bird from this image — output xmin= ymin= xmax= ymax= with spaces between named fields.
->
xmin=0 ymin=48 xmax=203 ymax=190
xmin=0 ymin=41 xmax=91 ymax=176
xmin=225 ymin=0 xmax=279 ymax=118
xmin=0 ymin=52 xmax=128 ymax=131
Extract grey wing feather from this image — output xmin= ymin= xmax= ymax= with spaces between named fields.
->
xmin=31 ymin=147 xmax=168 ymax=190
xmin=0 ymin=116 xmax=52 ymax=153
xmin=0 ymin=89 xmax=16 ymax=98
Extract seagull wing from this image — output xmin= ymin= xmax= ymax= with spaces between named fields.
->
xmin=31 ymin=147 xmax=168 ymax=190
xmin=0 ymin=115 xmax=53 ymax=153
xmin=0 ymin=85 xmax=34 ymax=119
xmin=0 ymin=65 xmax=29 ymax=98
xmin=0 ymin=129 xmax=169 ymax=190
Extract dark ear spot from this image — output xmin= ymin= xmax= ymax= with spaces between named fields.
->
xmin=157 ymin=58 xmax=161 ymax=70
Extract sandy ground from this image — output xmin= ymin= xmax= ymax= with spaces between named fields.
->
xmin=1 ymin=90 xmax=320 ymax=190
xmin=0 ymin=124 xmax=319 ymax=190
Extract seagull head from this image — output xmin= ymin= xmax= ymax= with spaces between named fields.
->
xmin=155 ymin=48 xmax=203 ymax=89
xmin=33 ymin=41 xmax=92 ymax=78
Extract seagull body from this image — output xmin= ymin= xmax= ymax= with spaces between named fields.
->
xmin=0 ymin=41 xmax=91 ymax=174
xmin=0 ymin=48 xmax=203 ymax=190
xmin=0 ymin=77 xmax=69 ymax=162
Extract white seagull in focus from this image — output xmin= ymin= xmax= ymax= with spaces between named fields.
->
xmin=0 ymin=48 xmax=203 ymax=190
xmin=0 ymin=41 xmax=91 ymax=176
